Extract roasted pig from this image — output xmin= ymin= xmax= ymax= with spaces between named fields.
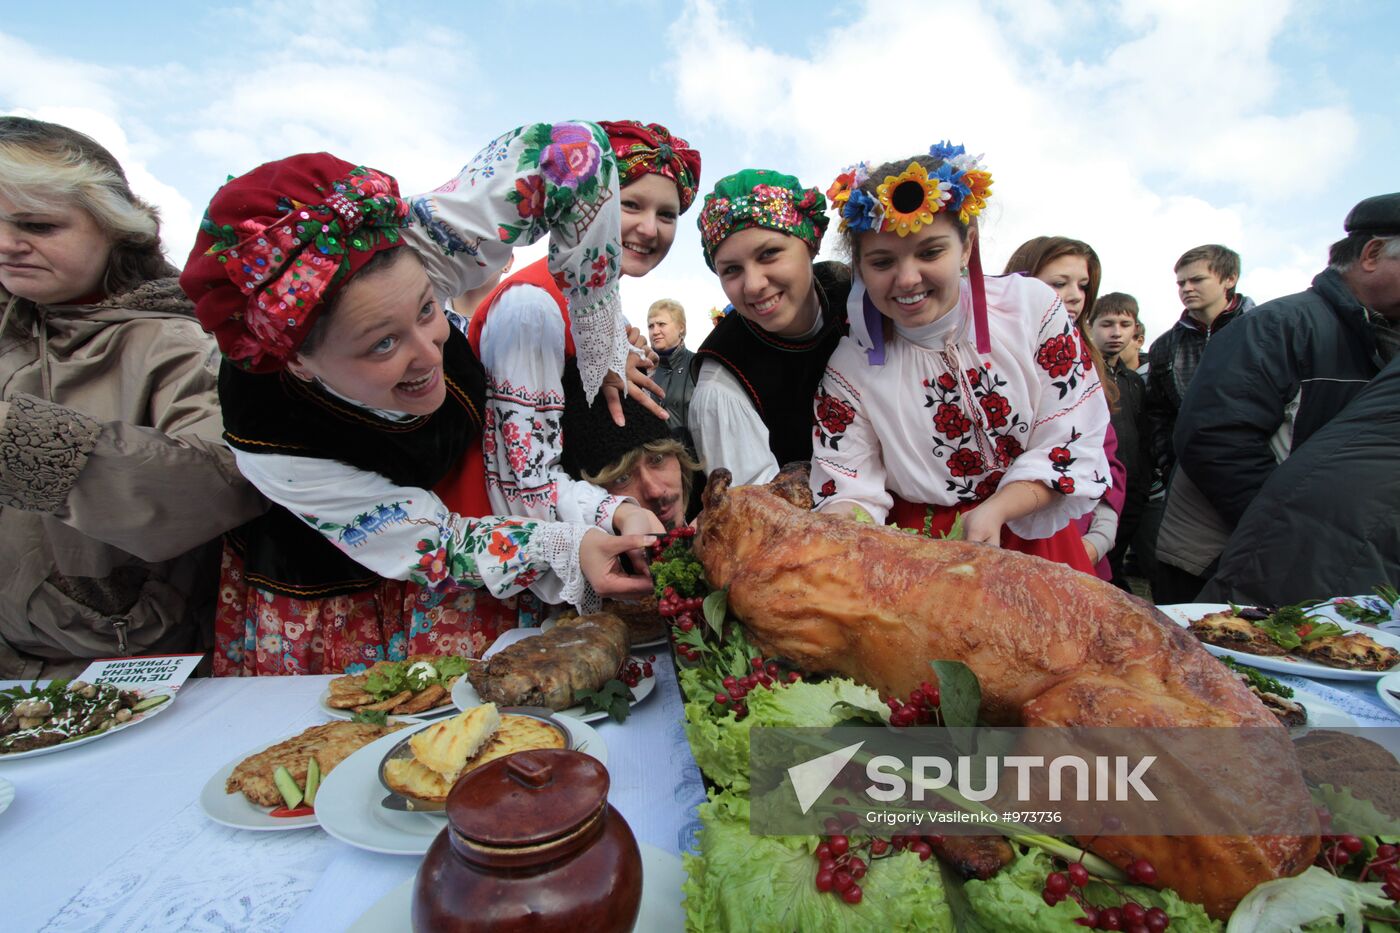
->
xmin=694 ymin=469 xmax=1319 ymax=919
xmin=469 ymin=613 xmax=629 ymax=710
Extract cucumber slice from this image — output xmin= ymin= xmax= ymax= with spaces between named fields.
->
xmin=273 ymin=765 xmax=304 ymax=809
xmin=304 ymin=757 xmax=321 ymax=807
xmin=131 ymin=694 xmax=170 ymax=713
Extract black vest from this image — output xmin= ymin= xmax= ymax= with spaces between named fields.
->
xmin=694 ymin=261 xmax=850 ymax=467
xmin=220 ymin=327 xmax=487 ymax=598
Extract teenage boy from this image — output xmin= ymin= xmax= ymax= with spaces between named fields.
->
xmin=1089 ymin=293 xmax=1151 ymax=589
xmin=1164 ymin=193 xmax=1400 ymax=602
xmin=1144 ymin=245 xmax=1253 ymax=480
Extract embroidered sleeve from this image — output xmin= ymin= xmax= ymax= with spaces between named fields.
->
xmin=690 ymin=363 xmax=780 ymax=486
xmin=809 ymin=360 xmax=893 ymax=522
xmin=232 ymin=448 xmax=592 ymax=607
xmin=404 ymin=121 xmax=627 ymax=407
xmin=1002 ymin=300 xmax=1111 ymax=540
xmin=477 ymin=283 xmax=628 ymax=539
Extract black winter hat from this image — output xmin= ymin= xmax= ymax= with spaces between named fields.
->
xmin=559 ymin=358 xmax=671 ymax=480
xmin=1345 ymin=193 xmax=1400 ymax=238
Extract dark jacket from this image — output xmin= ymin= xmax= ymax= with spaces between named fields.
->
xmin=1175 ymin=269 xmax=1382 ymax=526
xmin=1156 ymin=269 xmax=1383 ymax=575
xmin=1104 ymin=357 xmax=1150 ymax=529
xmin=1145 ymin=294 xmax=1252 ymax=477
xmin=1201 ymin=352 xmax=1400 ymax=605
xmin=651 ymin=344 xmax=696 ymax=453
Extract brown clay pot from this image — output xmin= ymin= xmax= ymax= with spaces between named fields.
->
xmin=412 ymin=748 xmax=643 ymax=932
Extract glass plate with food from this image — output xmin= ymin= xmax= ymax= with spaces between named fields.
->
xmin=1157 ymin=603 xmax=1400 ymax=681
xmin=0 ymin=679 xmax=175 ymax=760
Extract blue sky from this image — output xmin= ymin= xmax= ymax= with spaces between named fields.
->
xmin=3 ymin=0 xmax=1396 ymax=344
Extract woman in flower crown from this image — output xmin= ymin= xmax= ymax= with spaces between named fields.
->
xmin=810 ymin=144 xmax=1109 ymax=570
xmin=181 ymin=123 xmax=654 ymax=675
xmin=1003 ymin=236 xmax=1127 ymax=580
xmin=460 ymin=121 xmax=700 ymax=561
xmin=691 ymin=170 xmax=851 ymax=485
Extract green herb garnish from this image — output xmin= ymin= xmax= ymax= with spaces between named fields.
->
xmin=1221 ymin=657 xmax=1293 ymax=698
xmin=351 ymin=707 xmax=389 ymax=726
xmin=576 ymin=679 xmax=632 ymax=723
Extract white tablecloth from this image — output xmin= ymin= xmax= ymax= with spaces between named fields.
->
xmin=0 ymin=652 xmax=705 ymax=933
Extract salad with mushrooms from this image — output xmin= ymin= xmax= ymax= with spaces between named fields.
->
xmin=1 ymin=679 xmax=168 ymax=754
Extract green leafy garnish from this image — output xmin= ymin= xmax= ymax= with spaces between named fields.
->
xmin=1240 ymin=603 xmax=1344 ymax=650
xmin=1220 ymin=657 xmax=1294 ymax=698
xmin=1333 ymin=585 xmax=1400 ymax=625
xmin=364 ymin=662 xmax=407 ymax=697
xmin=651 ymin=540 xmax=706 ymax=600
xmin=939 ymin=512 xmax=966 ymax=541
xmin=435 ymin=656 xmax=471 ymax=680
xmin=703 ymin=588 xmax=728 ymax=638
xmin=930 ymin=659 xmax=981 ymax=728
xmin=576 ymin=679 xmax=632 ymax=723
xmin=351 ymin=708 xmax=388 ymax=726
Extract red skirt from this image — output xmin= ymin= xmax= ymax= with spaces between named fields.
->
xmin=888 ymin=497 xmax=1097 ymax=576
xmin=211 ymin=544 xmax=531 ymax=676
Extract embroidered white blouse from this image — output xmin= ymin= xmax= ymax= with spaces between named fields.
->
xmin=810 ymin=274 xmax=1111 ymax=540
xmin=231 ymin=122 xmax=635 ymax=610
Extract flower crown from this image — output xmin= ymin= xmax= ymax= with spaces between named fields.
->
xmin=826 ymin=141 xmax=993 ymax=236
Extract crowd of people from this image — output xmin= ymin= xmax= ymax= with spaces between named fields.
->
xmin=1 ymin=112 xmax=1396 ymax=679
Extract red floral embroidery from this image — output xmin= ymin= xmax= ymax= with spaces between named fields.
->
xmin=937 ymin=373 xmax=957 ymax=391
xmin=1049 ymin=446 xmax=1072 ymax=465
xmin=514 ymin=176 xmax=545 ymax=219
xmin=965 ymin=367 xmax=985 ymax=388
xmin=1036 ymin=333 xmax=1077 ymax=378
xmin=487 ymin=532 xmax=519 ymax=561
xmin=933 ymin=402 xmax=972 ymax=439
xmin=974 ymin=470 xmax=1004 ymax=499
xmin=502 ymin=421 xmax=530 ymax=472
xmin=1054 ymin=476 xmax=1076 ymax=494
xmin=816 ymin=394 xmax=856 ymax=435
xmin=947 ymin=448 xmax=986 ymax=478
xmin=995 ymin=435 xmax=1023 ymax=461
xmin=1078 ymin=328 xmax=1094 ymax=367
xmin=820 ymin=479 xmax=837 ymax=498
xmin=979 ymin=392 xmax=1011 ymax=428
xmin=416 ymin=547 xmax=449 ymax=584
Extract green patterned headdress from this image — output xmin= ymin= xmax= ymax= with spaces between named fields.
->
xmin=697 ymin=169 xmax=828 ymax=270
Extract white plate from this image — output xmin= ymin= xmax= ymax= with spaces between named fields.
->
xmin=199 ymin=733 xmax=323 ymax=831
xmin=0 ymin=776 xmax=13 ymax=818
xmin=0 ymin=686 xmax=177 ymax=760
xmin=316 ymin=713 xmax=605 ymax=856
xmin=450 ymin=666 xmax=653 ymax=723
xmin=318 ymin=686 xmax=459 ymax=724
xmin=1376 ymin=672 xmax=1400 ymax=719
xmin=346 ymin=840 xmax=685 ymax=933
xmin=1157 ymin=603 xmax=1400 ymax=681
xmin=1289 ymin=683 xmax=1358 ymax=729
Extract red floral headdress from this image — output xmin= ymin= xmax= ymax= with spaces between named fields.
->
xmin=180 ymin=153 xmax=411 ymax=372
xmin=599 ymin=120 xmax=702 ymax=213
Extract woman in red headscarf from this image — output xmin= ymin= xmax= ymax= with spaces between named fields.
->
xmin=461 ymin=121 xmax=701 ymax=563
xmin=182 ymin=123 xmax=654 ymax=675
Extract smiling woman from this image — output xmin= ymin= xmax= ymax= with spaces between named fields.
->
xmin=690 ymin=168 xmax=851 ymax=486
xmin=179 ymin=127 xmax=659 ymax=676
xmin=809 ymin=144 xmax=1109 ymax=574
xmin=0 ymin=116 xmax=266 ymax=678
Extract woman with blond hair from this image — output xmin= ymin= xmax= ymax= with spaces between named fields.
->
xmin=0 ymin=116 xmax=265 ymax=677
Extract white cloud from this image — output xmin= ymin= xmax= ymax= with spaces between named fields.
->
xmin=656 ymin=0 xmax=1357 ymax=342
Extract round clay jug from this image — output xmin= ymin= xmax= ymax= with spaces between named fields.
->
xmin=412 ymin=748 xmax=643 ymax=932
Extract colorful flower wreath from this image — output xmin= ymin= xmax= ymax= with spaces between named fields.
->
xmin=826 ymin=141 xmax=993 ymax=236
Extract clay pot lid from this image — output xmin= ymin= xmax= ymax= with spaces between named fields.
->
xmin=446 ymin=748 xmax=609 ymax=847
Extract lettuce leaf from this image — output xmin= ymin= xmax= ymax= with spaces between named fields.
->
xmin=364 ymin=662 xmax=406 ymax=697
xmin=683 ymin=790 xmax=953 ymax=932
xmin=1227 ymin=867 xmax=1391 ymax=933
xmin=435 ymin=656 xmax=471 ymax=680
xmin=679 ymin=669 xmax=886 ymax=792
xmin=964 ymin=848 xmax=1220 ymax=933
